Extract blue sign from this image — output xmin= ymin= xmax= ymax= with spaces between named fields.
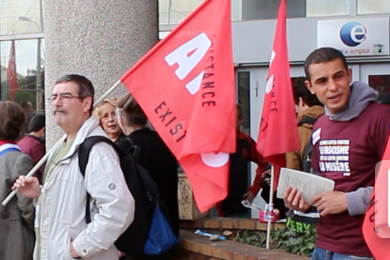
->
xmin=339 ymin=22 xmax=367 ymax=47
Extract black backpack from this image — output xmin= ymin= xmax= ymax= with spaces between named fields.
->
xmin=287 ymin=116 xmax=320 ymax=227
xmin=298 ymin=116 xmax=318 ymax=173
xmin=78 ymin=136 xmax=159 ymax=255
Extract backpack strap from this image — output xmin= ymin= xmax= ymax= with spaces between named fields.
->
xmin=78 ymin=136 xmax=115 ymax=223
xmin=118 ymin=136 xmax=141 ymax=163
xmin=78 ymin=136 xmax=112 ymax=176
xmin=298 ymin=116 xmax=317 ymax=126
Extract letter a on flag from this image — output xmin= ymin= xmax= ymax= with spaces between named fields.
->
xmin=120 ymin=0 xmax=236 ymax=212
xmin=256 ymin=0 xmax=300 ymax=188
xmin=7 ymin=40 xmax=18 ymax=100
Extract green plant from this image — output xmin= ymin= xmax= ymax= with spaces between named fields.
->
xmin=234 ymin=227 xmax=316 ymax=257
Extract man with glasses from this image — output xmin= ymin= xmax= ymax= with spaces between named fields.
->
xmin=13 ymin=74 xmax=134 ymax=260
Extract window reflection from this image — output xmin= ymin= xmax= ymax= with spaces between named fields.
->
xmin=306 ymin=0 xmax=349 ymax=17
xmin=237 ymin=71 xmax=250 ymax=134
xmin=358 ymin=0 xmax=390 ymax=15
xmin=159 ymin=0 xmax=204 ymax=26
xmin=0 ymin=0 xmax=43 ymax=35
xmin=0 ymin=39 xmax=45 ymax=112
xmin=369 ymin=75 xmax=390 ymax=104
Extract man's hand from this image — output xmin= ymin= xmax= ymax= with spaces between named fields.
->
xmin=243 ymin=191 xmax=255 ymax=202
xmin=283 ymin=186 xmax=311 ymax=212
xmin=70 ymin=241 xmax=81 ymax=258
xmin=311 ymin=191 xmax=347 ymax=216
xmin=12 ymin=175 xmax=41 ymax=198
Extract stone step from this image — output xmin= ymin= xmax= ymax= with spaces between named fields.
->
xmin=176 ymin=229 xmax=310 ymax=260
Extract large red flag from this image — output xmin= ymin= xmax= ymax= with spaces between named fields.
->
xmin=121 ymin=0 xmax=236 ymax=212
xmin=256 ymin=0 xmax=300 ymax=188
xmin=7 ymin=40 xmax=18 ymax=100
xmin=362 ymin=136 xmax=390 ymax=259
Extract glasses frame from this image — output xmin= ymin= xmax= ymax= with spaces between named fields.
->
xmin=48 ymin=93 xmax=82 ymax=104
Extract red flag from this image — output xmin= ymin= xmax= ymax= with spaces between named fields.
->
xmin=121 ymin=0 xmax=236 ymax=212
xmin=362 ymin=136 xmax=390 ymax=259
xmin=256 ymin=0 xmax=300 ymax=188
xmin=7 ymin=40 xmax=18 ymax=100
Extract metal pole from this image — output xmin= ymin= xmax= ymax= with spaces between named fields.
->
xmin=36 ymin=38 xmax=42 ymax=112
xmin=266 ymin=166 xmax=274 ymax=249
xmin=39 ymin=0 xmax=44 ymax=32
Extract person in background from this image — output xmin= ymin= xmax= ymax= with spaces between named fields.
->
xmin=284 ymin=47 xmax=390 ymax=259
xmin=220 ymin=104 xmax=268 ymax=217
xmin=17 ymin=114 xmax=46 ymax=184
xmin=0 ymin=100 xmax=35 ymax=260
xmin=21 ymin=100 xmax=34 ymax=120
xmin=287 ymin=77 xmax=324 ymax=171
xmin=116 ymin=93 xmax=179 ymax=260
xmin=20 ymin=100 xmax=35 ymax=135
xmin=12 ymin=74 xmax=134 ymax=260
xmin=283 ymin=77 xmax=325 ymax=229
xmin=93 ymin=98 xmax=126 ymax=143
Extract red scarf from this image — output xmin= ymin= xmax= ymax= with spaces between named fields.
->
xmin=0 ymin=140 xmax=16 ymax=146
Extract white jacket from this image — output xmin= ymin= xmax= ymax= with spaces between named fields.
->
xmin=35 ymin=117 xmax=134 ymax=260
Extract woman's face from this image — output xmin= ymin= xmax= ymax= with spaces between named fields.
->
xmin=99 ymin=103 xmax=121 ymax=138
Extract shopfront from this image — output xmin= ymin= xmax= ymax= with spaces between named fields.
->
xmin=233 ymin=15 xmax=390 ymax=215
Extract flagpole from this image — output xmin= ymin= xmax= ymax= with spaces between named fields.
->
xmin=266 ymin=165 xmax=274 ymax=249
xmin=1 ymin=79 xmax=123 ymax=206
xmin=1 ymin=135 xmax=66 ymax=206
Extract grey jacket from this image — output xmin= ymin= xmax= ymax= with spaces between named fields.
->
xmin=0 ymin=145 xmax=35 ymax=260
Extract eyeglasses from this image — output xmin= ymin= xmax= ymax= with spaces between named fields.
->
xmin=48 ymin=93 xmax=82 ymax=103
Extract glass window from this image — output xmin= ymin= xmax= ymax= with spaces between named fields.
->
xmin=0 ymin=0 xmax=43 ymax=35
xmin=358 ymin=0 xmax=390 ymax=15
xmin=369 ymin=75 xmax=390 ymax=104
xmin=159 ymin=0 xmax=203 ymax=26
xmin=306 ymin=0 xmax=349 ymax=17
xmin=0 ymin=39 xmax=45 ymax=112
xmin=237 ymin=71 xmax=250 ymax=134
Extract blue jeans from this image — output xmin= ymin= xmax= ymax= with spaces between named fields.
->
xmin=311 ymin=247 xmax=374 ymax=260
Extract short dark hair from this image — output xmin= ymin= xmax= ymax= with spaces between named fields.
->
xmin=117 ymin=94 xmax=147 ymax=127
xmin=28 ymin=114 xmax=45 ymax=132
xmin=0 ymin=101 xmax=25 ymax=140
xmin=54 ymin=74 xmax=95 ymax=113
xmin=292 ymin=77 xmax=323 ymax=107
xmin=20 ymin=100 xmax=33 ymax=109
xmin=304 ymin=47 xmax=348 ymax=80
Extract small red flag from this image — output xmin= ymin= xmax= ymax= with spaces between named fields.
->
xmin=362 ymin=136 xmax=390 ymax=259
xmin=256 ymin=0 xmax=300 ymax=188
xmin=7 ymin=40 xmax=18 ymax=100
xmin=121 ymin=0 xmax=236 ymax=212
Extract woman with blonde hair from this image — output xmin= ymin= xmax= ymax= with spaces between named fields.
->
xmin=93 ymin=98 xmax=125 ymax=143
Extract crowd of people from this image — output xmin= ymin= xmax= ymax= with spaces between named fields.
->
xmin=0 ymin=46 xmax=388 ymax=260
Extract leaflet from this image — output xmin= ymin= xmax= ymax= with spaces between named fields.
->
xmin=276 ymin=167 xmax=335 ymax=203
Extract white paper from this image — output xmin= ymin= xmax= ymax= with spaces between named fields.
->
xmin=276 ymin=167 xmax=335 ymax=203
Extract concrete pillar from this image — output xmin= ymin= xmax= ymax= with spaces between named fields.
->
xmin=44 ymin=0 xmax=158 ymax=148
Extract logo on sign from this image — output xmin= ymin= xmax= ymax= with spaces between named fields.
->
xmin=339 ymin=22 xmax=367 ymax=47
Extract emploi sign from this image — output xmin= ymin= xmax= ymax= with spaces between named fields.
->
xmin=318 ymin=17 xmax=389 ymax=56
